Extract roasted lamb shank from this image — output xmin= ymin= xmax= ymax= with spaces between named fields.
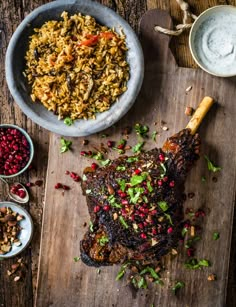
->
xmin=80 ymin=97 xmax=214 ymax=267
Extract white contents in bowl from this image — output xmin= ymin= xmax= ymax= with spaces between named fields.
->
xmin=192 ymin=8 xmax=236 ymax=76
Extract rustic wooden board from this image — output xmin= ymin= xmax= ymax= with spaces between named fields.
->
xmin=35 ymin=9 xmax=236 ymax=307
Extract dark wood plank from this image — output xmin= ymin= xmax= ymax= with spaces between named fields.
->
xmin=36 ymin=8 xmax=236 ymax=307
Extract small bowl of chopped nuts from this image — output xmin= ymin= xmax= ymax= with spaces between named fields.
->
xmin=0 ymin=124 xmax=34 ymax=178
xmin=0 ymin=202 xmax=33 ymax=258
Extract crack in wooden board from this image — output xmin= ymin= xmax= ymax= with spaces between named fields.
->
xmin=35 ymin=9 xmax=236 ymax=307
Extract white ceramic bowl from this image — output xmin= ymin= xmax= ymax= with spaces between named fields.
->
xmin=0 ymin=202 xmax=33 ymax=259
xmin=6 ymin=0 xmax=144 ymax=137
xmin=189 ymin=5 xmax=236 ymax=77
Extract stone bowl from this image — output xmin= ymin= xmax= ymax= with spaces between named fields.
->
xmin=5 ymin=0 xmax=144 ymax=137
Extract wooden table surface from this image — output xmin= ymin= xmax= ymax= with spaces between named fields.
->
xmin=0 ymin=1 xmax=235 ymax=306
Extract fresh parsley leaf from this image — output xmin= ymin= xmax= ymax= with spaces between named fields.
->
xmin=140 ymin=267 xmax=160 ymax=280
xmin=128 ymin=187 xmax=144 ymax=203
xmin=117 ymin=179 xmax=126 ymax=192
xmin=93 ymin=152 xmax=104 ymax=160
xmin=158 ymin=201 xmax=169 ymax=212
xmin=132 ymin=142 xmax=144 ymax=153
xmin=98 ymin=236 xmax=109 ymax=246
xmin=64 ymin=117 xmax=74 ymax=126
xmin=60 ymin=137 xmax=72 ymax=153
xmin=184 ymin=258 xmax=210 ymax=270
xmin=130 ymin=174 xmax=147 ymax=186
xmin=137 ymin=277 xmax=147 ymax=289
xmin=116 ymin=262 xmax=130 ymax=280
xmin=181 ymin=227 xmax=188 ymax=237
xmin=100 ymin=159 xmax=111 ymax=166
xmin=164 ymin=213 xmax=173 ymax=225
xmin=134 ymin=123 xmax=149 ymax=137
xmin=73 ymin=256 xmax=80 ymax=262
xmin=152 ymin=131 xmax=157 ymax=141
xmin=172 ymin=281 xmax=185 ymax=294
xmin=127 ymin=157 xmax=139 ymax=163
xmin=116 ymin=166 xmax=126 ymax=171
xmin=108 ymin=195 xmax=122 ymax=208
xmin=213 ymin=232 xmax=220 ymax=240
xmin=147 ymin=181 xmax=153 ymax=192
xmin=204 ymin=155 xmax=221 ymax=172
xmin=89 ymin=221 xmax=94 ymax=232
xmin=119 ymin=216 xmax=129 ymax=229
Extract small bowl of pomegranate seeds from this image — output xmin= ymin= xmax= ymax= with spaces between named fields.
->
xmin=0 ymin=124 xmax=34 ymax=178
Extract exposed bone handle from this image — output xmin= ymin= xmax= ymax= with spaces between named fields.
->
xmin=186 ymin=96 xmax=214 ymax=134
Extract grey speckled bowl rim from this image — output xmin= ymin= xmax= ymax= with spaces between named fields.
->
xmin=0 ymin=124 xmax=34 ymax=178
xmin=189 ymin=5 xmax=236 ymax=77
xmin=0 ymin=201 xmax=34 ymax=259
xmin=5 ymin=0 xmax=144 ymax=137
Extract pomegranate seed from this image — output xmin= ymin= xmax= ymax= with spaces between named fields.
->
xmin=169 ymin=181 xmax=175 ymax=187
xmin=157 ymin=180 xmax=163 ymax=186
xmin=140 ymin=233 xmax=147 ymax=239
xmin=134 ymin=169 xmax=141 ymax=175
xmin=163 ymin=176 xmax=168 ymax=182
xmin=87 ymin=151 xmax=93 ymax=156
xmin=103 ymin=205 xmax=110 ymax=211
xmin=121 ymin=199 xmax=128 ymax=205
xmin=73 ymin=175 xmax=81 ymax=182
xmin=117 ymin=144 xmax=124 ymax=150
xmin=138 ymin=223 xmax=144 ymax=229
xmin=35 ymin=180 xmax=43 ymax=186
xmin=159 ymin=153 xmax=165 ymax=161
xmin=80 ymin=151 xmax=87 ymax=156
xmin=107 ymin=140 xmax=114 ymax=148
xmin=63 ymin=185 xmax=70 ymax=190
xmin=120 ymin=192 xmax=127 ymax=198
xmin=152 ymin=228 xmax=157 ymax=235
xmin=187 ymin=248 xmax=195 ymax=257
xmin=139 ymin=213 xmax=145 ymax=218
xmin=167 ymin=227 xmax=173 ymax=234
xmin=70 ymin=172 xmax=77 ymax=179
xmin=54 ymin=183 xmax=62 ymax=189
xmin=26 ymin=182 xmax=34 ymax=187
xmin=91 ymin=163 xmax=98 ymax=171
xmin=94 ymin=205 xmax=100 ymax=213
xmin=65 ymin=170 xmax=70 ymax=175
xmin=18 ymin=190 xmax=26 ymax=198
xmin=150 ymin=209 xmax=158 ymax=215
xmin=143 ymin=221 xmax=148 ymax=226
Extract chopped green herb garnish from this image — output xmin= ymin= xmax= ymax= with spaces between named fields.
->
xmin=204 ymin=155 xmax=221 ymax=172
xmin=147 ymin=181 xmax=153 ymax=192
xmin=160 ymin=163 xmax=166 ymax=177
xmin=152 ymin=131 xmax=157 ymax=141
xmin=108 ymin=195 xmax=122 ymax=208
xmin=127 ymin=156 xmax=139 ymax=163
xmin=60 ymin=137 xmax=72 ymax=153
xmin=164 ymin=213 xmax=173 ymax=225
xmin=181 ymin=227 xmax=188 ymax=237
xmin=117 ymin=179 xmax=126 ymax=192
xmin=64 ymin=117 xmax=74 ymax=126
xmin=185 ymin=236 xmax=201 ymax=248
xmin=89 ymin=221 xmax=94 ymax=232
xmin=158 ymin=201 xmax=169 ymax=212
xmin=73 ymin=256 xmax=80 ymax=262
xmin=132 ymin=142 xmax=145 ymax=153
xmin=116 ymin=166 xmax=126 ymax=171
xmin=82 ymin=174 xmax=87 ymax=181
xmin=137 ymin=276 xmax=148 ymax=289
xmin=140 ymin=267 xmax=160 ymax=280
xmin=116 ymin=262 xmax=130 ymax=280
xmin=172 ymin=281 xmax=185 ymax=294
xmin=201 ymin=176 xmax=206 ymax=182
xmin=134 ymin=123 xmax=149 ymax=137
xmin=184 ymin=258 xmax=210 ymax=270
xmin=98 ymin=236 xmax=109 ymax=246
xmin=85 ymin=189 xmax=92 ymax=194
xmin=119 ymin=216 xmax=129 ymax=229
xmin=130 ymin=174 xmax=147 ymax=186
xmin=100 ymin=159 xmax=111 ymax=166
xmin=143 ymin=195 xmax=148 ymax=203
xmin=213 ymin=232 xmax=220 ymax=240
xmin=128 ymin=187 xmax=144 ymax=203
xmin=93 ymin=152 xmax=104 ymax=160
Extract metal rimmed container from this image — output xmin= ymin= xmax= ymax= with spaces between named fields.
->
xmin=5 ymin=0 xmax=144 ymax=137
xmin=0 ymin=124 xmax=34 ymax=178
xmin=189 ymin=5 xmax=236 ymax=77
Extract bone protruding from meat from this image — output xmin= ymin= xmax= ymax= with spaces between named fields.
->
xmin=186 ymin=96 xmax=214 ymax=135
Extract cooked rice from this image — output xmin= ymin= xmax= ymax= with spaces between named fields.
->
xmin=24 ymin=11 xmax=129 ymax=120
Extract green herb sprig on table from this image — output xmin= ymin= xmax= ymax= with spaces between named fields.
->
xmin=60 ymin=137 xmax=72 ymax=153
xmin=204 ymin=155 xmax=221 ymax=172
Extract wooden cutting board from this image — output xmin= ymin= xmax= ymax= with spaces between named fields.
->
xmin=35 ymin=9 xmax=236 ymax=307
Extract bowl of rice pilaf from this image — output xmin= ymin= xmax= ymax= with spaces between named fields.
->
xmin=6 ymin=0 xmax=144 ymax=137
